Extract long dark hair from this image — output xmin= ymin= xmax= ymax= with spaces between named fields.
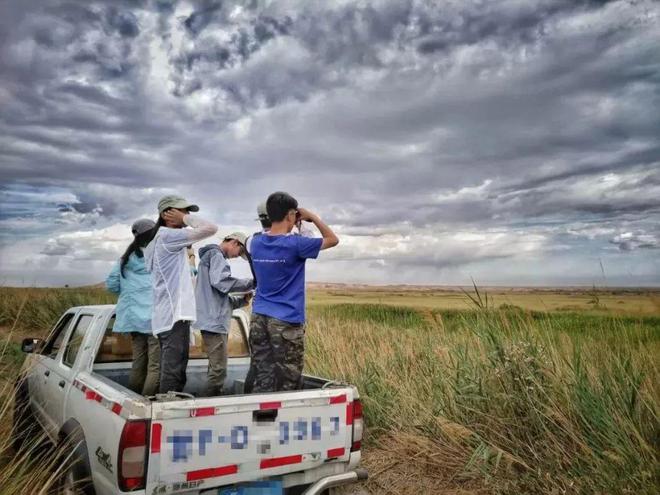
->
xmin=119 ymin=217 xmax=164 ymax=276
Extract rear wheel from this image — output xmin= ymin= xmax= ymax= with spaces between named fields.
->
xmin=56 ymin=426 xmax=95 ymax=495
xmin=60 ymin=468 xmax=82 ymax=495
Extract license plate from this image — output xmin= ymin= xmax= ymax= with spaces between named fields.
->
xmin=218 ymin=480 xmax=283 ymax=495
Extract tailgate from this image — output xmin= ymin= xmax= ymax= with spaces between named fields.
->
xmin=146 ymin=388 xmax=355 ymax=493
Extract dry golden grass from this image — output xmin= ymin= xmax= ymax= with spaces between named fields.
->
xmin=305 ymin=303 xmax=659 ymax=494
xmin=1 ymin=286 xmax=659 ymax=494
xmin=308 ymin=286 xmax=660 ymax=316
xmin=0 ymin=372 xmax=86 ymax=494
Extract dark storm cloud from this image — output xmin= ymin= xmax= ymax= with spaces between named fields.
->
xmin=182 ymin=1 xmax=224 ymax=36
xmin=107 ymin=9 xmax=141 ymax=38
xmin=611 ymin=232 xmax=660 ymax=251
xmin=157 ymin=1 xmax=413 ymax=105
xmin=0 ymin=0 xmax=659 ymax=286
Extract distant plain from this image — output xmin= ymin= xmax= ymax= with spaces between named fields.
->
xmin=308 ymin=284 xmax=660 ymax=316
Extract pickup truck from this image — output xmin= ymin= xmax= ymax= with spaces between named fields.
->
xmin=13 ymin=305 xmax=367 ymax=495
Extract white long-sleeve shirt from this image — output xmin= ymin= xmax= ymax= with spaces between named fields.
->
xmin=144 ymin=215 xmax=218 ymax=334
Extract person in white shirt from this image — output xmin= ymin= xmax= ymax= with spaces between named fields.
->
xmin=144 ymin=195 xmax=218 ymax=394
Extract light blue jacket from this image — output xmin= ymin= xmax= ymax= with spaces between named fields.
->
xmin=106 ymin=253 xmax=153 ymax=334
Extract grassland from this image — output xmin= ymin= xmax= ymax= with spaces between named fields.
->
xmin=1 ymin=286 xmax=659 ymax=494
xmin=308 ymin=284 xmax=660 ymax=316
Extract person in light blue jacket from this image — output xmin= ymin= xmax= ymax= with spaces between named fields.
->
xmin=106 ymin=219 xmax=160 ymax=395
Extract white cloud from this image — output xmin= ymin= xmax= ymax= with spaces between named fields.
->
xmin=41 ymin=223 xmax=134 ymax=261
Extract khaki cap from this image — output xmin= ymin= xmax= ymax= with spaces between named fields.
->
xmin=157 ymin=195 xmax=200 ymax=214
xmin=224 ymin=232 xmax=248 ymax=260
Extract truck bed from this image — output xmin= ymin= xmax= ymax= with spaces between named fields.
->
xmin=93 ymin=359 xmax=342 ymax=397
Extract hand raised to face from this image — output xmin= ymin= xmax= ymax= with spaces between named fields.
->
xmin=163 ymin=208 xmax=187 ymax=226
xmin=296 ymin=207 xmax=316 ymax=222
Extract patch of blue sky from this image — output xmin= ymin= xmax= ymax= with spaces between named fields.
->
xmin=0 ymin=183 xmax=81 ymax=239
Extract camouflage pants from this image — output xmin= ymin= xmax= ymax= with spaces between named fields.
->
xmin=249 ymin=313 xmax=305 ymax=393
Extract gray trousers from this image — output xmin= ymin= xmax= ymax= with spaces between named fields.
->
xmin=201 ymin=331 xmax=228 ymax=397
xmin=129 ymin=332 xmax=160 ymax=396
xmin=157 ymin=320 xmax=190 ymax=394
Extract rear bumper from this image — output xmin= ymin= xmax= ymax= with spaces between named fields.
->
xmin=301 ymin=469 xmax=368 ymax=495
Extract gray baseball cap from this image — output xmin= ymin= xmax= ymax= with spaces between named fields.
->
xmin=255 ymin=202 xmax=269 ymax=221
xmin=157 ymin=195 xmax=200 ymax=214
xmin=131 ymin=218 xmax=155 ymax=236
xmin=224 ymin=232 xmax=248 ymax=259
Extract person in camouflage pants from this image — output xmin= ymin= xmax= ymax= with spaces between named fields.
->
xmin=248 ymin=192 xmax=339 ymax=393
xmin=249 ymin=314 xmax=305 ymax=392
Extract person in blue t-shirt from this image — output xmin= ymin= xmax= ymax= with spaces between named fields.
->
xmin=249 ymin=191 xmax=339 ymax=392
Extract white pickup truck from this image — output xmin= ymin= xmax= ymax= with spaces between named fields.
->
xmin=13 ymin=305 xmax=367 ymax=495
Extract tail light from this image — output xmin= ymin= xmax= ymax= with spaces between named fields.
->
xmin=351 ymin=399 xmax=364 ymax=452
xmin=118 ymin=420 xmax=149 ymax=491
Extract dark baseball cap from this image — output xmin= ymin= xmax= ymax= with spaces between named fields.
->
xmin=255 ymin=202 xmax=268 ymax=221
xmin=131 ymin=218 xmax=155 ymax=236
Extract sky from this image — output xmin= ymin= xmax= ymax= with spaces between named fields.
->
xmin=0 ymin=0 xmax=659 ymax=287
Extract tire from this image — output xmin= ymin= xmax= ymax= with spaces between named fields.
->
xmin=11 ymin=379 xmax=40 ymax=453
xmin=56 ymin=424 xmax=95 ymax=495
xmin=60 ymin=468 xmax=84 ymax=495
xmin=285 ymin=486 xmax=308 ymax=495
xmin=285 ymin=485 xmax=333 ymax=495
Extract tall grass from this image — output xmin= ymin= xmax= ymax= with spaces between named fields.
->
xmin=0 ymin=287 xmax=116 ymax=332
xmin=306 ymin=304 xmax=660 ymax=494
xmin=0 ymin=287 xmax=114 ymax=494
xmin=0 ymin=290 xmax=658 ymax=494
xmin=0 ymin=366 xmax=85 ymax=494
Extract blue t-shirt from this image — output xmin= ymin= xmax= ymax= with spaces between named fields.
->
xmin=251 ymin=234 xmax=323 ymax=323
